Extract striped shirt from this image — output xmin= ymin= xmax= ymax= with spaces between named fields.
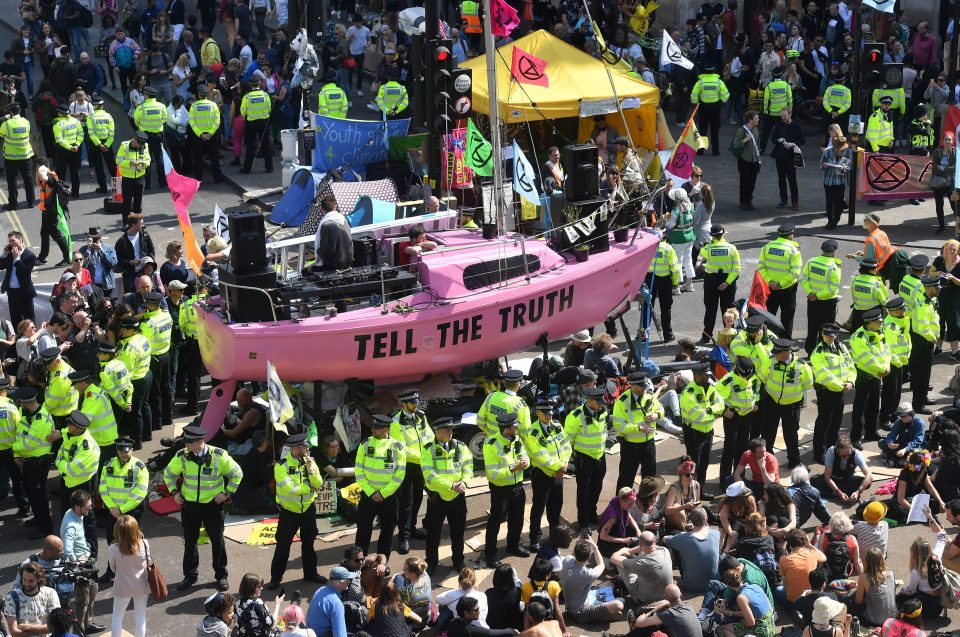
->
xmin=821 ymin=145 xmax=852 ymax=186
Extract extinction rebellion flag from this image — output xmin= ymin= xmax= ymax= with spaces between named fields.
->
xmin=465 ymin=118 xmax=493 ymax=176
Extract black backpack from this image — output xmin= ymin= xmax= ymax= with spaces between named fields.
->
xmin=527 ymin=582 xmax=554 ymax=620
xmin=752 ymin=546 xmax=780 ymax=587
xmin=823 ymin=532 xmax=852 ymax=580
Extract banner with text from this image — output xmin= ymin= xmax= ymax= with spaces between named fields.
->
xmin=856 ymin=151 xmax=934 ymax=201
xmin=313 ymin=115 xmax=411 ymax=174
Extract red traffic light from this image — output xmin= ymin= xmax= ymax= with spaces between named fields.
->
xmin=435 ymin=46 xmax=451 ymax=62
xmin=869 ymin=50 xmax=880 ymax=62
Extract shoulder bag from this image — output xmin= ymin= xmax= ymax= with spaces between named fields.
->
xmin=144 ymin=539 xmax=168 ymax=601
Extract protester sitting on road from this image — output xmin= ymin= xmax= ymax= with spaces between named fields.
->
xmin=597 ymin=487 xmax=643 ymax=557
xmin=853 ymin=547 xmax=897 ymax=627
xmin=718 ymin=567 xmax=776 ymax=637
xmin=776 ymin=529 xmax=827 ymax=609
xmin=519 ymin=559 xmax=569 ymax=634
xmin=665 ymin=506 xmax=721 ymax=593
xmin=800 ymin=597 xmax=848 ymax=637
xmin=700 ymin=555 xmax=774 ymax=622
xmin=435 ymin=568 xmax=487 ymax=628
xmin=886 ymin=450 xmax=946 ymax=524
xmin=197 ymin=592 xmax=236 ymax=637
xmin=732 ymin=438 xmax=779 ymax=497
xmin=559 ymin=537 xmax=624 ymax=623
xmin=448 ymin=596 xmax=519 ymax=637
xmin=611 ymin=530 xmax=673 ymax=606
xmin=307 ymin=567 xmax=353 ymax=637
xmin=897 ymin=536 xmax=943 ymax=618
xmin=662 ymin=456 xmax=703 ymax=533
xmin=484 ymin=565 xmax=524 ymax=632
xmin=535 ymin=525 xmax=573 ymax=579
xmin=621 ymin=583 xmax=701 ymax=637
xmin=236 ymin=573 xmax=282 ymax=637
xmin=582 ymin=332 xmax=622 ymax=378
xmin=718 ymin=481 xmax=758 ymax=554
xmin=787 ymin=465 xmax=831 ymax=527
xmin=4 ymin=562 xmax=61 ymax=636
xmin=812 ymin=434 xmax=873 ymax=502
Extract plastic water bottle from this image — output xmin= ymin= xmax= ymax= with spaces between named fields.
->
xmin=851 ymin=617 xmax=860 ymax=636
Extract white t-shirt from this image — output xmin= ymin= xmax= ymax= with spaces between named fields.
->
xmin=3 ymin=586 xmax=61 ymax=629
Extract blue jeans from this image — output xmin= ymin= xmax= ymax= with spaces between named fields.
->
xmin=773 ymin=585 xmax=792 ymax=610
xmin=336 ymin=68 xmax=351 ymax=96
xmin=68 ymin=27 xmax=90 ymax=62
xmin=699 ymin=580 xmax=727 ymax=620
xmin=23 ymin=61 xmax=34 ymax=96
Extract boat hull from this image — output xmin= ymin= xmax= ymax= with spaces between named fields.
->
xmin=197 ymin=231 xmax=658 ymax=383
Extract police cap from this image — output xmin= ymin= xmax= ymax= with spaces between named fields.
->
xmin=8 ymin=386 xmax=38 ymax=403
xmin=710 ymin=224 xmax=725 ymax=236
xmin=745 ymin=314 xmax=766 ymax=331
xmin=860 ymin=258 xmax=878 ymax=269
xmin=776 ymin=223 xmax=795 ymax=235
xmin=735 ymin=356 xmax=754 ymax=373
xmin=398 ymin=389 xmax=419 ymax=403
xmin=143 ymin=86 xmax=158 ymax=96
xmin=120 ymin=316 xmax=141 ymax=328
xmin=196 ymin=84 xmax=210 ymax=96
xmin=691 ymin=362 xmax=713 ymax=375
xmin=772 ymin=66 xmax=785 ymax=77
xmin=909 ymin=254 xmax=929 ymax=269
xmin=913 ymin=103 xmax=928 ymax=119
xmin=116 ymin=437 xmax=135 ymax=450
xmin=91 ymin=95 xmax=104 ymax=105
xmin=134 ymin=131 xmax=149 ymax=142
xmin=143 ymin=291 xmax=163 ymax=304
xmin=67 ymin=410 xmax=90 ymax=428
xmin=627 ymin=371 xmax=647 ymax=384
xmin=496 ymin=412 xmax=519 ymax=427
xmin=285 ymin=432 xmax=309 ymax=446
xmin=58 ymin=104 xmax=70 ymax=114
xmin=821 ymin=239 xmax=838 ymax=252
xmin=879 ymin=95 xmax=893 ymax=105
xmin=67 ymin=369 xmax=93 ymax=383
xmin=502 ymin=369 xmax=524 ymax=382
xmin=771 ymin=338 xmax=795 ymax=352
xmin=862 ymin=308 xmax=883 ymax=322
xmin=182 ymin=425 xmax=206 ymax=441
xmin=886 ymin=296 xmax=905 ymax=310
xmin=371 ymin=414 xmax=392 ymax=428
xmin=535 ymin=399 xmax=555 ymax=411
xmin=39 ymin=347 xmax=61 ymax=362
xmin=703 ymin=63 xmax=717 ymax=72
xmin=431 ymin=417 xmax=454 ymax=430
xmin=98 ymin=342 xmax=118 ymax=354
xmin=922 ymin=275 xmax=942 ymax=288
xmin=821 ymin=323 xmax=840 ymax=335
xmin=582 ymin=386 xmax=606 ymax=399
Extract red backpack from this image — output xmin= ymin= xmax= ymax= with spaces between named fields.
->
xmin=33 ymin=93 xmax=59 ymax=126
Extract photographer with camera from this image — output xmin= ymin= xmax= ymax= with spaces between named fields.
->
xmin=59 ymin=489 xmax=105 ymax=634
xmin=4 ymin=562 xmax=61 ymax=636
xmin=79 ymin=227 xmax=118 ymax=297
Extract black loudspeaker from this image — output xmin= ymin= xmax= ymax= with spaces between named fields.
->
xmin=217 ymin=264 xmax=287 ymax=323
xmin=552 ymin=196 xmax=610 ymax=253
xmin=562 ymin=144 xmax=600 ymax=201
xmin=229 ymin=211 xmax=268 ymax=273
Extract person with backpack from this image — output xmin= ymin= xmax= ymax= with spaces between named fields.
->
xmin=898 ymin=535 xmax=943 ymax=618
xmin=814 ymin=511 xmax=862 ymax=581
xmin=108 ymin=28 xmax=140 ymax=95
xmin=519 ymin=559 xmax=569 ymax=636
xmin=734 ymin=513 xmax=780 ymax=588
xmin=3 ymin=562 xmax=60 ymax=636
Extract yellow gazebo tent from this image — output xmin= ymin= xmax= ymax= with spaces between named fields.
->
xmin=461 ymin=30 xmax=661 ymax=149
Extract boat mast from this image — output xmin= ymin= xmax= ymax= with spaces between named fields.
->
xmin=480 ymin=0 xmax=505 ymax=236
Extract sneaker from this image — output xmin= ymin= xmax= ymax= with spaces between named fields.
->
xmin=356 ymin=89 xmax=364 ymax=96
xmin=672 ymin=286 xmax=681 ymax=296
xmin=366 ymin=101 xmax=379 ymax=111
xmin=727 ymin=118 xmax=737 ymax=125
xmin=81 ymin=160 xmax=89 ymax=167
xmin=776 ymin=201 xmax=788 ymax=209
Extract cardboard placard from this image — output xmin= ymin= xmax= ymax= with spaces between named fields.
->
xmin=317 ymin=480 xmax=338 ymax=516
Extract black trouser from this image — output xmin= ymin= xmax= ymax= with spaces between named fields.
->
xmin=86 ymin=137 xmax=116 ymax=190
xmin=485 ymin=483 xmax=525 ymax=558
xmin=758 ymin=113 xmax=778 ymax=153
xmin=766 ymin=283 xmax=798 ymax=339
xmin=270 ymin=506 xmax=319 ymax=582
xmin=851 ymin=369 xmax=881 ymax=444
xmin=55 ymin=145 xmax=81 ymax=196
xmin=702 ymin=272 xmax=737 ymax=336
xmin=761 ymin=393 xmax=802 ymax=466
xmin=934 ymin=187 xmax=957 ymax=229
xmin=805 ymin=298 xmax=839 ymax=354
xmin=720 ymin=411 xmax=755 ymax=479
xmin=191 ymin=130 xmax=223 ymax=182
xmin=425 ymin=491 xmax=466 ymax=568
xmin=356 ymin=492 xmax=397 ymax=557
xmin=811 ymin=473 xmax=864 ymax=498
xmin=648 ymin=274 xmax=674 ymax=340
xmin=181 ymin=338 xmax=201 ymax=409
xmin=165 ymin=131 xmax=192 ymax=176
xmin=573 ymin=451 xmax=605 ymax=527
xmin=6 ymin=288 xmax=34 ymax=325
xmin=117 ymin=66 xmax=136 ymax=94
xmin=22 ymin=455 xmax=53 ymax=534
xmin=683 ymin=426 xmax=713 ymax=485
xmin=737 ymin=158 xmax=759 ymax=204
xmin=910 ymin=332 xmax=934 ymax=409
xmin=4 ymin=158 xmax=34 ymax=207
xmin=529 ymin=468 xmax=563 ymax=544
xmin=123 ymin=372 xmax=152 ymax=443
xmin=824 ymin=184 xmax=846 ymax=226
xmin=813 ymin=385 xmax=845 ymax=457
xmin=616 ymin=438 xmax=655 ymax=492
xmin=775 ymin=159 xmax=799 ymax=204
xmin=143 ymin=132 xmax=165 ymax=189
xmin=879 ymin=364 xmax=904 ymax=425
xmin=149 ymin=352 xmax=172 ymax=429
xmin=396 ymin=464 xmax=425 ymax=541
xmin=40 ymin=126 xmax=56 ymax=158
xmin=120 ymin=176 xmax=144 ymax=227
xmin=60 ymin=476 xmax=99 ymax=559
xmin=243 ymin=118 xmax=273 ymax=172
xmin=105 ymin=503 xmax=143 ymax=545
xmin=696 ymin=101 xmax=722 ymax=153
xmin=181 ymin=499 xmax=227 ymax=580
xmin=38 ymin=212 xmax=70 ymax=262
xmin=0 ymin=448 xmax=29 ymax=511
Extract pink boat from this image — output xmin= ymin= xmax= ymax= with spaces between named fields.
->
xmin=195 ymin=228 xmax=659 ymax=431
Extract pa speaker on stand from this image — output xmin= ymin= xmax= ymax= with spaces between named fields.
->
xmin=229 ymin=211 xmax=268 ymax=273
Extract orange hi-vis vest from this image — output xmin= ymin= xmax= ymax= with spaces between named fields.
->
xmin=865 ymin=229 xmax=894 ymax=268
xmin=38 ymin=169 xmax=60 ymax=213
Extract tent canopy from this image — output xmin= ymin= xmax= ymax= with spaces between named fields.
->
xmin=461 ymin=30 xmax=659 ymax=123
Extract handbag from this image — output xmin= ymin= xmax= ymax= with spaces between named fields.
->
xmin=342 ymin=56 xmax=357 ymax=70
xmin=792 ymin=145 xmax=805 ymax=168
xmin=931 ymin=172 xmax=953 ymax=190
xmin=728 ymin=133 xmax=744 ymax=158
xmin=144 ymin=540 xmax=168 ymax=601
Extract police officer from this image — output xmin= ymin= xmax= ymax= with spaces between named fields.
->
xmin=731 ymin=314 xmax=773 ymax=377
xmin=317 ymin=72 xmax=348 ymax=119
xmin=0 ymin=379 xmax=29 ymax=517
xmin=460 ymin=0 xmax=482 ymax=35
xmin=759 ymin=66 xmax=792 ymax=153
xmin=39 ymin=346 xmax=79 ymax=427
xmin=54 ymin=410 xmax=100 ymax=555
xmin=880 ymin=297 xmax=911 ymax=429
xmin=11 ymin=386 xmax=55 ymax=538
xmin=86 ymin=96 xmax=116 ymax=194
xmin=98 ymin=342 xmax=133 ymax=424
xmin=355 ymin=414 xmax=407 ymax=557
xmin=376 ymin=79 xmax=409 ymax=120
xmin=523 ymin=400 xmax=569 ymax=552
xmin=0 ymin=104 xmax=35 ymax=210
xmin=53 ymin=105 xmax=83 ymax=197
xmin=872 ymin=84 xmax=906 ymax=147
xmin=142 ymin=290 xmax=173 ymax=432
xmin=716 ymin=356 xmax=761 ymax=478
xmin=679 ymin=363 xmax=724 ymax=488
xmin=907 ymin=104 xmax=936 ymax=210
xmin=821 ymin=72 xmax=851 ymax=142
xmin=117 ymin=316 xmax=153 ymax=447
xmin=189 ymin=84 xmax=224 ymax=183
xmin=612 ymin=373 xmax=662 ymax=490
xmin=849 ymin=259 xmax=887 ymax=332
xmin=758 ymin=338 xmax=813 ymax=468
xmin=115 ymin=131 xmax=151 ymax=226
xmin=240 ymin=76 xmax=273 ymax=174
xmin=865 ymin=95 xmax=895 ymax=153
xmin=390 ymin=389 xmax=433 ymax=554
xmin=690 ymin=63 xmax=729 ymax=155
xmin=647 ymin=232 xmax=681 ymax=342
xmin=132 ymin=86 xmax=166 ymax=188
xmin=758 ymin=223 xmax=802 ymax=339
xmin=802 ymin=239 xmax=843 ymax=354
xmin=268 ymin=432 xmax=324 ymax=588
xmin=910 ymin=276 xmax=941 ymax=414
xmin=565 ymin=385 xmax=608 ymax=530
xmin=809 ymin=323 xmax=855 ymax=463
xmin=700 ymin=224 xmax=740 ymax=344
xmin=69 ymin=368 xmax=118 ymax=468
xmin=850 ymin=308 xmax=891 ymax=449
xmin=484 ymin=412 xmax=529 ymax=567
xmin=163 ymin=424 xmax=243 ymax=592
xmin=476 ymin=369 xmax=531 ymax=436
xmin=900 ymin=254 xmax=928 ymax=314
xmin=176 ymin=281 xmax=204 ymax=415
xmin=421 ymin=417 xmax=473 ymax=574
xmin=98 ymin=437 xmax=148 ymax=547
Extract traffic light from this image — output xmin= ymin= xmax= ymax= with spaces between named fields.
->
xmin=861 ymin=42 xmax=884 ymax=90
xmin=432 ymin=39 xmax=454 ymax=134
xmin=880 ymin=63 xmax=903 ymax=90
xmin=449 ymin=68 xmax=473 ymax=120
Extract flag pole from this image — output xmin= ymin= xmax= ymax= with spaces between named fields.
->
xmin=481 ymin=0 xmax=507 ymax=236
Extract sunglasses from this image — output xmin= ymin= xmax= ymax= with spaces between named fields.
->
xmin=680 ymin=473 xmax=693 ymax=477
xmin=72 ymin=258 xmax=83 ymax=262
